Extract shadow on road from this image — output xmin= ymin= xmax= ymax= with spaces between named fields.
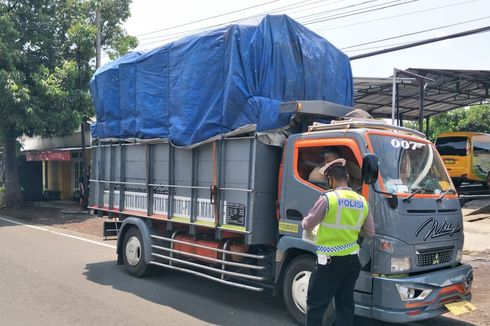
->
xmin=0 ymin=200 xmax=92 ymax=227
xmin=83 ymin=261 xmax=294 ymax=326
xmin=83 ymin=261 xmax=478 ymax=326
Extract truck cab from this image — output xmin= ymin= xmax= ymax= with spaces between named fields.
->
xmin=277 ymin=118 xmax=473 ymax=323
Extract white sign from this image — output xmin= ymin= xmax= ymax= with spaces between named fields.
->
xmin=390 ymin=138 xmax=425 ymax=150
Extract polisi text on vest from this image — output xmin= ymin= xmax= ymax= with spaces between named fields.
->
xmin=338 ymin=199 xmax=364 ymax=209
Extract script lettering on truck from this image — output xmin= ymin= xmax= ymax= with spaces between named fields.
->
xmin=415 ymin=217 xmax=462 ymax=241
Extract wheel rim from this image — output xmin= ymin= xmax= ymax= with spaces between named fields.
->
xmin=291 ymin=270 xmax=311 ymax=314
xmin=125 ymin=236 xmax=142 ymax=266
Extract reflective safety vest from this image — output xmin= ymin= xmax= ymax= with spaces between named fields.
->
xmin=316 ymin=190 xmax=369 ymax=257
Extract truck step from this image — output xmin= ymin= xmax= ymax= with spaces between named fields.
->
xmin=103 ymin=220 xmax=122 ymax=239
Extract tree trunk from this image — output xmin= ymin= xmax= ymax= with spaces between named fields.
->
xmin=4 ymin=136 xmax=23 ymax=208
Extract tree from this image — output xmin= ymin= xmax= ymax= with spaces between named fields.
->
xmin=458 ymin=104 xmax=490 ymax=133
xmin=0 ymin=0 xmax=137 ymax=207
xmin=404 ymin=104 xmax=490 ymax=141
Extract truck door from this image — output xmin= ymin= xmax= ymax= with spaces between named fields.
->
xmin=278 ymin=136 xmax=364 ymax=237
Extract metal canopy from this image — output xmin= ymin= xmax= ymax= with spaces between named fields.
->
xmin=354 ymin=68 xmax=490 ymax=120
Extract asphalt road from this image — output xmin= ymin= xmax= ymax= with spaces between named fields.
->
xmin=0 ymin=217 xmax=476 ymax=326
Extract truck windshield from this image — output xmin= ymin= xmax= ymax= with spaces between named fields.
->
xmin=369 ymin=134 xmax=453 ymax=194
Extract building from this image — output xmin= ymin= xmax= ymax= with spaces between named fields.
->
xmin=20 ymin=126 xmax=91 ymax=201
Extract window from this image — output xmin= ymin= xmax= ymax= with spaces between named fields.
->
xmin=472 ymin=135 xmax=490 ymax=179
xmin=296 ymin=145 xmax=362 ymax=192
xmin=72 ymin=152 xmax=83 ymax=191
xmin=370 ymin=135 xmax=453 ymax=194
xmin=435 ymin=137 xmax=468 ymax=156
xmin=473 ymin=136 xmax=490 ymax=154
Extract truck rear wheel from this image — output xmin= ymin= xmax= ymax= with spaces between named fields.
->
xmin=122 ymin=227 xmax=152 ymax=277
xmin=283 ymin=255 xmax=335 ymax=325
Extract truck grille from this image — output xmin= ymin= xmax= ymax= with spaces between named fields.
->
xmin=416 ymin=247 xmax=454 ymax=267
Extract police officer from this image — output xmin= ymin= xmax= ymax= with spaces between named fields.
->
xmin=302 ymin=158 xmax=374 ymax=326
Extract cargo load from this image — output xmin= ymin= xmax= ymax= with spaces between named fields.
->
xmin=89 ymin=15 xmax=353 ymax=146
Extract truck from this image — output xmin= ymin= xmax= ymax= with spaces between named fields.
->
xmin=89 ymin=15 xmax=473 ymax=325
xmin=435 ymin=131 xmax=490 ymax=188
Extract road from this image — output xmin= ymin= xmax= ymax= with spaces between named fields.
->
xmin=0 ymin=217 xmax=476 ymax=326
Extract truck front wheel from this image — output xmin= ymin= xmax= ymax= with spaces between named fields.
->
xmin=283 ymin=255 xmax=335 ymax=325
xmin=122 ymin=226 xmax=152 ymax=277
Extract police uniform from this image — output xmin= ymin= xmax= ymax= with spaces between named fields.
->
xmin=303 ymin=187 xmax=372 ymax=326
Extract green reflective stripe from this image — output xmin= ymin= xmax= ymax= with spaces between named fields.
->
xmin=334 ymin=191 xmax=341 ymax=225
xmin=355 ymin=193 xmax=365 ymax=228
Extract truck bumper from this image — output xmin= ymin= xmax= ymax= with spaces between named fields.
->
xmin=371 ymin=264 xmax=473 ymax=323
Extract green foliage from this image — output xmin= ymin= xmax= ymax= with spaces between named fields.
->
xmin=0 ymin=0 xmax=136 ymax=139
xmin=404 ymin=104 xmax=490 ymax=141
xmin=0 ymin=0 xmax=136 ymax=206
xmin=107 ymin=34 xmax=139 ymax=60
xmin=459 ymin=104 xmax=490 ymax=133
xmin=31 ymin=61 xmax=90 ymax=136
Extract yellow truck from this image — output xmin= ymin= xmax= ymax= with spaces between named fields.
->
xmin=435 ymin=131 xmax=490 ymax=188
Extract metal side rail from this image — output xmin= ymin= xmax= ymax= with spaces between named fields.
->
xmin=149 ymin=234 xmax=266 ymax=292
xmin=308 ymin=120 xmax=426 ymax=138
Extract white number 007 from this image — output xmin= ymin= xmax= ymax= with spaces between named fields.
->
xmin=390 ymin=138 xmax=425 ymax=150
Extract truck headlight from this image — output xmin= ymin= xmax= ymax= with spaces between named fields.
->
xmin=391 ymin=257 xmax=411 ymax=273
xmin=396 ymin=285 xmax=432 ymax=301
xmin=455 ymin=248 xmax=463 ymax=262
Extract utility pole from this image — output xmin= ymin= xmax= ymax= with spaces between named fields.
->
xmin=80 ymin=117 xmax=88 ymax=210
xmin=95 ymin=2 xmax=101 ymax=68
xmin=80 ymin=2 xmax=100 ymax=209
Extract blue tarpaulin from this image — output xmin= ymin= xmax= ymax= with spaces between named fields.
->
xmin=90 ymin=15 xmax=353 ymax=146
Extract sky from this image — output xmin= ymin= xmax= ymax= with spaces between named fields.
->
xmin=123 ymin=0 xmax=490 ymax=77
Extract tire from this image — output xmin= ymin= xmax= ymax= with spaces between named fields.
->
xmin=452 ymin=179 xmax=462 ymax=188
xmin=283 ymin=255 xmax=335 ymax=326
xmin=483 ymin=172 xmax=490 ymax=190
xmin=122 ymin=227 xmax=152 ymax=277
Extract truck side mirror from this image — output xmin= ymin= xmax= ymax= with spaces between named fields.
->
xmin=362 ymin=154 xmax=379 ymax=185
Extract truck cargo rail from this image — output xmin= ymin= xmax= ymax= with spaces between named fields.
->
xmin=150 ymin=234 xmax=266 ymax=259
xmin=150 ymin=253 xmax=265 ymax=281
xmin=150 ymin=234 xmax=267 ymax=292
xmin=151 ymin=244 xmax=265 ymax=270
xmin=149 ymin=261 xmax=264 ymax=292
xmin=90 ymin=179 xmax=253 ymax=193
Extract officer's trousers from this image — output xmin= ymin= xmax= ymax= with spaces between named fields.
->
xmin=306 ymin=254 xmax=361 ymax=326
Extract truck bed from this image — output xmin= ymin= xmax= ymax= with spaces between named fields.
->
xmin=90 ymin=136 xmax=282 ymax=245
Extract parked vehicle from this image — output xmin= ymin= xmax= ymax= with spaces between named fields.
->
xmin=89 ymin=15 xmax=473 ymax=325
xmin=90 ymin=101 xmax=473 ymax=324
xmin=435 ymin=131 xmax=490 ymax=188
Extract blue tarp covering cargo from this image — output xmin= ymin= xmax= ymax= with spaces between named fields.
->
xmin=90 ymin=15 xmax=353 ymax=146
